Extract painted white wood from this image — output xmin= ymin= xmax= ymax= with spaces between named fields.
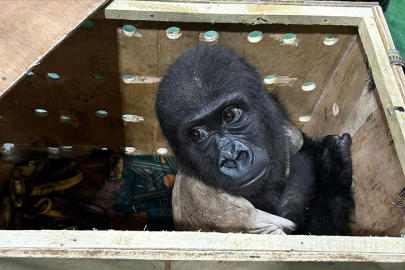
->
xmin=105 ymin=1 xmax=373 ymax=26
xmin=0 ymin=231 xmax=404 ymax=262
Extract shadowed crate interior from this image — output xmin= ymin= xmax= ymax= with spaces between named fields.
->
xmin=0 ymin=9 xmax=404 ymax=237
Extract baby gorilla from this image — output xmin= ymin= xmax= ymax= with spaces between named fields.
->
xmin=156 ymin=44 xmax=354 ymax=235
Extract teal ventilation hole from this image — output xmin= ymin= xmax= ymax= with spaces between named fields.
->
xmin=123 ymin=25 xmax=137 ymax=36
xmin=166 ymin=26 xmax=182 ymax=39
xmin=93 ymin=74 xmax=105 ymax=82
xmin=302 ymin=82 xmax=316 ymax=91
xmin=204 ymin=30 xmax=219 ymax=42
xmin=35 ymin=109 xmax=48 ymax=117
xmin=47 ymin=73 xmax=60 ymax=80
xmin=125 ymin=147 xmax=136 ymax=153
xmin=81 ymin=20 xmax=94 ymax=29
xmin=323 ymin=34 xmax=339 ymax=46
xmin=122 ymin=114 xmax=132 ymax=121
xmin=122 ymin=74 xmax=135 ymax=83
xmin=248 ymin=31 xmax=263 ymax=43
xmin=283 ymin=33 xmax=297 ymax=45
xmin=299 ymin=115 xmax=311 ymax=123
xmin=60 ymin=115 xmax=71 ymax=123
xmin=95 ymin=110 xmax=108 ymax=118
xmin=264 ymin=75 xmax=277 ymax=84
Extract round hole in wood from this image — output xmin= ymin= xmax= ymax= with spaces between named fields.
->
xmin=264 ymin=75 xmax=277 ymax=84
xmin=47 ymin=73 xmax=60 ymax=80
xmin=299 ymin=115 xmax=311 ymax=123
xmin=122 ymin=114 xmax=144 ymax=123
xmin=332 ymin=102 xmax=340 ymax=116
xmin=125 ymin=146 xmax=136 ymax=153
xmin=122 ymin=25 xmax=137 ymax=36
xmin=92 ymin=74 xmax=105 ymax=83
xmin=95 ymin=110 xmax=108 ymax=118
xmin=247 ymin=31 xmax=263 ymax=43
xmin=35 ymin=109 xmax=48 ymax=117
xmin=60 ymin=115 xmax=71 ymax=123
xmin=122 ymin=74 xmax=135 ymax=83
xmin=323 ymin=34 xmax=339 ymax=46
xmin=283 ymin=33 xmax=297 ymax=45
xmin=157 ymin=148 xmax=168 ymax=155
xmin=204 ymin=30 xmax=219 ymax=42
xmin=166 ymin=26 xmax=182 ymax=39
xmin=81 ymin=20 xmax=94 ymax=29
xmin=302 ymin=82 xmax=316 ymax=91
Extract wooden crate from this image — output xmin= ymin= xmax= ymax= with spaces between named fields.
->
xmin=0 ymin=0 xmax=405 ymax=268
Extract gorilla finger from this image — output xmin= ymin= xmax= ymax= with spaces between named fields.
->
xmin=322 ymin=135 xmax=340 ymax=146
xmin=338 ymin=133 xmax=352 ymax=149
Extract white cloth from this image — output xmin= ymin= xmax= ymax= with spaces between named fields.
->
xmin=172 ymin=173 xmax=297 ymax=235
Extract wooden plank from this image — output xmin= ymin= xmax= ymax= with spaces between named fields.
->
xmin=0 ymin=258 xmax=164 ymax=270
xmin=118 ymin=22 xmax=159 ymax=154
xmin=172 ymin=261 xmax=405 ymax=270
xmin=0 ymin=108 xmax=14 ymax=143
xmin=302 ymin=35 xmax=405 ymax=236
xmin=0 ymin=73 xmax=59 ymax=146
xmin=36 ymin=19 xmax=124 ymax=148
xmin=350 ymin=104 xmax=405 ymax=236
xmin=0 ymin=0 xmax=108 ymax=100
xmin=359 ymin=17 xmax=405 ymax=177
xmin=0 ymin=19 xmax=126 ymax=148
xmin=1 ymin=258 xmax=404 ymax=270
xmin=139 ymin=0 xmax=379 ymax=8
xmin=105 ymin=1 xmax=373 ymax=26
xmin=0 ymin=231 xmax=404 ymax=262
xmin=213 ymin=25 xmax=357 ymax=128
xmin=302 ymin=37 xmax=369 ymax=137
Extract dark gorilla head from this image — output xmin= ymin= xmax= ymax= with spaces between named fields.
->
xmin=156 ymin=44 xmax=288 ymax=198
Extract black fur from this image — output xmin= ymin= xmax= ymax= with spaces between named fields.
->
xmin=156 ymin=44 xmax=354 ymax=235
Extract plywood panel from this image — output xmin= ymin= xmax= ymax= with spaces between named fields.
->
xmin=0 ymin=0 xmax=108 ymax=99
xmin=0 ymin=231 xmax=404 ymax=262
xmin=117 ymin=22 xmax=159 ymax=153
xmin=158 ymin=23 xmax=200 ymax=76
xmin=350 ymin=105 xmax=405 ymax=236
xmin=0 ymin=74 xmax=58 ymax=146
xmin=0 ymin=19 xmax=124 ymax=148
xmin=1 ymin=258 xmax=404 ymax=270
xmin=0 ymin=108 xmax=14 ymax=143
xmin=301 ymin=37 xmax=405 ymax=236
xmin=213 ymin=24 xmax=357 ymax=128
xmin=302 ymin=37 xmax=369 ymax=137
xmin=35 ymin=19 xmax=124 ymax=148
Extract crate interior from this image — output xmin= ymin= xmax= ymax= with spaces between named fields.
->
xmin=0 ymin=15 xmax=404 ymax=236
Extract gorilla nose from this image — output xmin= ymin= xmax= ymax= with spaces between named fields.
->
xmin=218 ymin=141 xmax=251 ymax=176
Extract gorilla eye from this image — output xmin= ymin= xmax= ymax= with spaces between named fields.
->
xmin=223 ymin=107 xmax=241 ymax=123
xmin=189 ymin=128 xmax=207 ymax=142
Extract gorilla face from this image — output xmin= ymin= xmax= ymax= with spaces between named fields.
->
xmin=156 ymin=45 xmax=288 ymax=197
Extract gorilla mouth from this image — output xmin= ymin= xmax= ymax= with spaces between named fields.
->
xmin=227 ymin=167 xmax=268 ymax=190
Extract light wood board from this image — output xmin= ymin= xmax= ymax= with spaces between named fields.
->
xmin=0 ymin=0 xmax=108 ymax=99
xmin=0 ymin=231 xmax=404 ymax=263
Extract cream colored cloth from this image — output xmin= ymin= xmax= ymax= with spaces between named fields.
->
xmin=172 ymin=173 xmax=297 ymax=235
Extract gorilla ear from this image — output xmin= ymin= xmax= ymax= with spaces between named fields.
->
xmin=284 ymin=121 xmax=303 ymax=157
